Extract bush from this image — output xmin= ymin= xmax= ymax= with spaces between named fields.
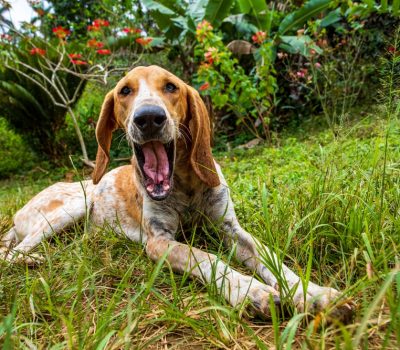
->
xmin=0 ymin=118 xmax=36 ymax=178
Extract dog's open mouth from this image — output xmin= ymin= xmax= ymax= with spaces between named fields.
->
xmin=134 ymin=141 xmax=175 ymax=200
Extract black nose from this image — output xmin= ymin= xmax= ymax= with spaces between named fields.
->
xmin=133 ymin=105 xmax=167 ymax=133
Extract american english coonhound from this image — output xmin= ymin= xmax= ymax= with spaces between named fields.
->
xmin=1 ymin=65 xmax=354 ymax=322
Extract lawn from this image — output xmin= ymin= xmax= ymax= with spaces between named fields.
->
xmin=1 ymin=109 xmax=399 ymax=349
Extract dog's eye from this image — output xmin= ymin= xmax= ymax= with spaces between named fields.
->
xmin=120 ymin=86 xmax=132 ymax=96
xmin=165 ymin=82 xmax=177 ymax=93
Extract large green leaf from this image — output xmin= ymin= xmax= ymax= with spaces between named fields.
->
xmin=278 ymin=0 xmax=332 ymax=35
xmin=223 ymin=14 xmax=259 ymax=35
xmin=320 ymin=8 xmax=342 ymax=27
xmin=237 ymin=0 xmax=269 ymax=30
xmin=393 ymin=0 xmax=400 ymax=15
xmin=204 ymin=0 xmax=234 ymax=27
xmin=279 ymin=35 xmax=323 ymax=57
xmin=188 ymin=0 xmax=208 ymax=22
xmin=237 ymin=0 xmax=267 ymax=14
xmin=141 ymin=0 xmax=175 ymax=15
xmin=0 ymin=81 xmax=47 ymax=118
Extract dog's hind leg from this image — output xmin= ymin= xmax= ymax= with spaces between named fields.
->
xmin=2 ymin=181 xmax=94 ymax=264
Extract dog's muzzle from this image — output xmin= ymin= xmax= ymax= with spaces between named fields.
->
xmin=131 ymin=105 xmax=175 ymax=201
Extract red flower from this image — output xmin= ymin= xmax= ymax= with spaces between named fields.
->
xmin=52 ymin=26 xmax=70 ymax=39
xmin=204 ymin=47 xmax=217 ymax=64
xmin=252 ymin=31 xmax=266 ymax=44
xmin=96 ymin=49 xmax=111 ymax=55
xmin=88 ymin=19 xmax=109 ymax=31
xmin=29 ymin=47 xmax=46 ymax=56
xmin=93 ymin=19 xmax=109 ymax=27
xmin=87 ymin=39 xmax=104 ymax=48
xmin=71 ymin=59 xmax=87 ymax=65
xmin=388 ymin=46 xmax=396 ymax=53
xmin=135 ymin=37 xmax=153 ymax=46
xmin=68 ymin=53 xmax=82 ymax=59
xmin=199 ymin=82 xmax=210 ymax=91
xmin=122 ymin=27 xmax=141 ymax=34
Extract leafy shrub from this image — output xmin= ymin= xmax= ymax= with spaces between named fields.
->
xmin=60 ymin=82 xmax=132 ymax=161
xmin=194 ymin=21 xmax=276 ymax=139
xmin=0 ymin=118 xmax=36 ymax=178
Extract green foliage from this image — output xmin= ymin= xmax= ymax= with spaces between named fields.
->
xmin=62 ymin=82 xmax=132 ymax=160
xmin=342 ymin=0 xmax=400 ymax=18
xmin=194 ymin=22 xmax=276 ymax=138
xmin=204 ymin=0 xmax=234 ymax=27
xmin=278 ymin=0 xmax=332 ymax=36
xmin=0 ymin=41 xmax=85 ymax=159
xmin=0 ymin=118 xmax=35 ymax=178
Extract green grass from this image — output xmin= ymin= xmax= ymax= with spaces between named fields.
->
xmin=1 ymin=110 xmax=400 ymax=349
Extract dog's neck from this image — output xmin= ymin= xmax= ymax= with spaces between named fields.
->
xmin=173 ymin=139 xmax=205 ymax=195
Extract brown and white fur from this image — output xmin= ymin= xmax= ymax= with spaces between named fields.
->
xmin=0 ymin=66 xmax=353 ymax=321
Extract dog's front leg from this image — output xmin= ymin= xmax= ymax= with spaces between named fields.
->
xmin=206 ymin=167 xmax=354 ymax=322
xmin=142 ymin=203 xmax=280 ymax=318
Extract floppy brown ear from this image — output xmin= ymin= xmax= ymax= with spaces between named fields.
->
xmin=187 ymin=86 xmax=220 ymax=187
xmin=92 ymin=90 xmax=116 ymax=184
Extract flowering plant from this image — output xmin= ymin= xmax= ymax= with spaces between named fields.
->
xmin=0 ymin=8 xmax=153 ymax=165
xmin=194 ymin=21 xmax=276 ymax=139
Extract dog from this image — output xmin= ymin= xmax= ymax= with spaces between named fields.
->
xmin=0 ymin=65 xmax=353 ymax=321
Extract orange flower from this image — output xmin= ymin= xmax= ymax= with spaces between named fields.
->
xmin=136 ymin=37 xmax=153 ymax=46
xmin=204 ymin=47 xmax=217 ymax=64
xmin=71 ymin=59 xmax=87 ymax=65
xmin=199 ymin=82 xmax=210 ymax=91
xmin=122 ymin=27 xmax=141 ymax=34
xmin=29 ymin=47 xmax=46 ymax=56
xmin=196 ymin=20 xmax=213 ymax=42
xmin=96 ymin=49 xmax=111 ymax=55
xmin=87 ymin=25 xmax=101 ymax=31
xmin=196 ymin=20 xmax=213 ymax=31
xmin=52 ymin=26 xmax=70 ymax=39
xmin=68 ymin=53 xmax=82 ymax=59
xmin=251 ymin=31 xmax=266 ymax=44
xmin=87 ymin=39 xmax=104 ymax=48
xmin=198 ymin=62 xmax=211 ymax=71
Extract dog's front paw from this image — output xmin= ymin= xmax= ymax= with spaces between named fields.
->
xmin=228 ymin=275 xmax=281 ymax=319
xmin=293 ymin=283 xmax=355 ymax=324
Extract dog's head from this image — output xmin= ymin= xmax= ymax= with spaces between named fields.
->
xmin=92 ymin=65 xmax=220 ymax=200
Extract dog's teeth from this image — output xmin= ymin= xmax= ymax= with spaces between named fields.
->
xmin=146 ymin=184 xmax=155 ymax=192
xmin=163 ymin=183 xmax=170 ymax=191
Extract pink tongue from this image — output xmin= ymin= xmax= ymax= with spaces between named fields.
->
xmin=142 ymin=141 xmax=170 ymax=188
